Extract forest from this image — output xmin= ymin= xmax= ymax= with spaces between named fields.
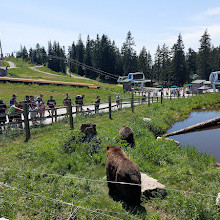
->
xmin=15 ymin=30 xmax=220 ymax=86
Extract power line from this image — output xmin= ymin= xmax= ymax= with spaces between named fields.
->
xmin=0 ymin=182 xmax=132 ymax=220
xmin=48 ymin=55 xmax=119 ymax=80
xmin=0 ymin=167 xmax=217 ymax=199
xmin=0 ymin=195 xmax=61 ymax=218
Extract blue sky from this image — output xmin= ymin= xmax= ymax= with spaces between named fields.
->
xmin=1 ymin=0 xmax=220 ymax=56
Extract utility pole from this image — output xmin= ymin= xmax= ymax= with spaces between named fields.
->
xmin=0 ymin=39 xmax=4 ymax=66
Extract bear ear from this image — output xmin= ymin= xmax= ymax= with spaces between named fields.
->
xmin=107 ymin=146 xmax=110 ymax=151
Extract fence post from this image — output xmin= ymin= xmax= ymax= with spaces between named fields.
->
xmin=108 ymin=95 xmax=112 ymax=119
xmin=68 ymin=99 xmax=74 ymax=130
xmin=131 ymin=91 xmax=134 ymax=113
xmin=23 ymin=102 xmax=30 ymax=141
xmin=55 ymin=108 xmax=57 ymax=122
xmin=120 ymin=98 xmax=123 ymax=109
xmin=161 ymin=90 xmax=163 ymax=104
xmin=148 ymin=92 xmax=150 ymax=107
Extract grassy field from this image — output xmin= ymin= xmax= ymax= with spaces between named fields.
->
xmin=0 ymin=93 xmax=220 ymax=219
xmin=1 ymin=58 xmax=129 ymax=106
xmin=5 ymin=58 xmax=123 ymax=89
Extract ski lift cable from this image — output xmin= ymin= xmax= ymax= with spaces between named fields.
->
xmin=48 ymin=55 xmax=118 ymax=80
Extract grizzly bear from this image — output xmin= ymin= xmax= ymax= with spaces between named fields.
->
xmin=119 ymin=126 xmax=135 ymax=147
xmin=106 ymin=146 xmax=141 ymax=204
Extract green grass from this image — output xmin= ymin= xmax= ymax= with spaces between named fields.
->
xmin=5 ymin=58 xmax=123 ymax=90
xmin=0 ymin=93 xmax=220 ymax=219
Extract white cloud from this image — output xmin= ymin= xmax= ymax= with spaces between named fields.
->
xmin=157 ymin=25 xmax=220 ymax=52
xmin=206 ymin=7 xmax=220 ymax=16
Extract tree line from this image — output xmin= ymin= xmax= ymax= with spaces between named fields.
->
xmin=16 ymin=30 xmax=220 ymax=86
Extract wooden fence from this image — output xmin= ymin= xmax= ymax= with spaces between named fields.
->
xmin=0 ymin=91 xmax=196 ymax=141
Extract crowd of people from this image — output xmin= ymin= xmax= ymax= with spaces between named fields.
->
xmin=0 ymin=92 xmax=122 ymax=130
xmin=0 ymin=93 xmax=57 ymax=128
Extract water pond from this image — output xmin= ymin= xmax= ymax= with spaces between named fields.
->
xmin=167 ymin=109 xmax=220 ymax=162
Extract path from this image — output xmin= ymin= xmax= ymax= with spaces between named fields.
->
xmin=7 ymin=61 xmax=16 ymax=68
xmin=30 ymin=66 xmax=89 ymax=80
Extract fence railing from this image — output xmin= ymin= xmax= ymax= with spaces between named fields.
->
xmin=0 ymin=91 xmax=196 ymax=141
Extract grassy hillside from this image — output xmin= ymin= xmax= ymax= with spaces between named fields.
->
xmin=0 ymin=93 xmax=220 ymax=219
xmin=5 ymin=58 xmax=122 ymax=89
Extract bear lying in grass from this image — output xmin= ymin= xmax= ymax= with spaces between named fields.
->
xmin=106 ymin=146 xmax=141 ymax=205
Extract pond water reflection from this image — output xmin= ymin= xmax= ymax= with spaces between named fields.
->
xmin=167 ymin=109 xmax=220 ymax=162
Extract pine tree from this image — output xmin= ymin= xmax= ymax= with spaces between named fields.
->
xmin=84 ymin=35 xmax=93 ymax=78
xmin=160 ymin=44 xmax=171 ymax=85
xmin=197 ymin=30 xmax=211 ymax=80
xmin=68 ymin=41 xmax=77 ymax=73
xmin=138 ymin=47 xmax=152 ymax=79
xmin=121 ymin=31 xmax=137 ymax=74
xmin=171 ymin=34 xmax=186 ymax=85
xmin=153 ymin=45 xmax=162 ymax=83
xmin=76 ymin=35 xmax=85 ymax=76
xmin=186 ymin=48 xmax=197 ymax=82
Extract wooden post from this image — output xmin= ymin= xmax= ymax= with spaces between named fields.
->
xmin=161 ymin=90 xmax=163 ymax=104
xmin=151 ymin=97 xmax=153 ymax=103
xmin=55 ymin=108 xmax=57 ymax=122
xmin=131 ymin=91 xmax=134 ymax=113
xmin=148 ymin=92 xmax=150 ymax=107
xmin=120 ymin=98 xmax=122 ymax=109
xmin=68 ymin=99 xmax=74 ymax=130
xmin=157 ymin=96 xmax=159 ymax=102
xmin=108 ymin=95 xmax=112 ymax=119
xmin=23 ymin=102 xmax=30 ymax=141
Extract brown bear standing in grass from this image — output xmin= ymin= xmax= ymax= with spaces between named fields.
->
xmin=106 ymin=146 xmax=141 ymax=204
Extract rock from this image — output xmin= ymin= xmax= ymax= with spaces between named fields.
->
xmin=157 ymin=137 xmax=180 ymax=146
xmin=141 ymin=172 xmax=166 ymax=192
xmin=143 ymin=118 xmax=151 ymax=121
xmin=216 ymin=193 xmax=220 ymax=206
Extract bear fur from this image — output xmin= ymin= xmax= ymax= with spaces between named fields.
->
xmin=119 ymin=126 xmax=135 ymax=146
xmin=105 ymin=146 xmax=141 ymax=204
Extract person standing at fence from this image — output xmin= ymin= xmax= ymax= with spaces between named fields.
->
xmin=75 ymin=95 xmax=85 ymax=112
xmin=63 ymin=93 xmax=70 ymax=115
xmin=0 ymin=99 xmax=7 ymax=132
xmin=30 ymin=103 xmax=38 ymax=125
xmin=47 ymin=96 xmax=56 ymax=122
xmin=36 ymin=94 xmax=44 ymax=102
xmin=40 ymin=101 xmax=46 ymax=118
xmin=116 ymin=93 xmax=120 ymax=108
xmin=95 ymin=95 xmax=101 ymax=113
xmin=10 ymin=94 xmax=17 ymax=106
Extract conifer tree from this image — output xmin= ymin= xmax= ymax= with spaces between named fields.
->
xmin=68 ymin=41 xmax=77 ymax=73
xmin=197 ymin=30 xmax=212 ymax=80
xmin=84 ymin=35 xmax=93 ymax=78
xmin=121 ymin=31 xmax=137 ymax=74
xmin=186 ymin=48 xmax=197 ymax=82
xmin=171 ymin=34 xmax=186 ymax=85
xmin=76 ymin=35 xmax=85 ymax=76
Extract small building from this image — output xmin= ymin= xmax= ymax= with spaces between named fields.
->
xmin=0 ymin=66 xmax=8 ymax=76
xmin=191 ymin=80 xmax=206 ymax=93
